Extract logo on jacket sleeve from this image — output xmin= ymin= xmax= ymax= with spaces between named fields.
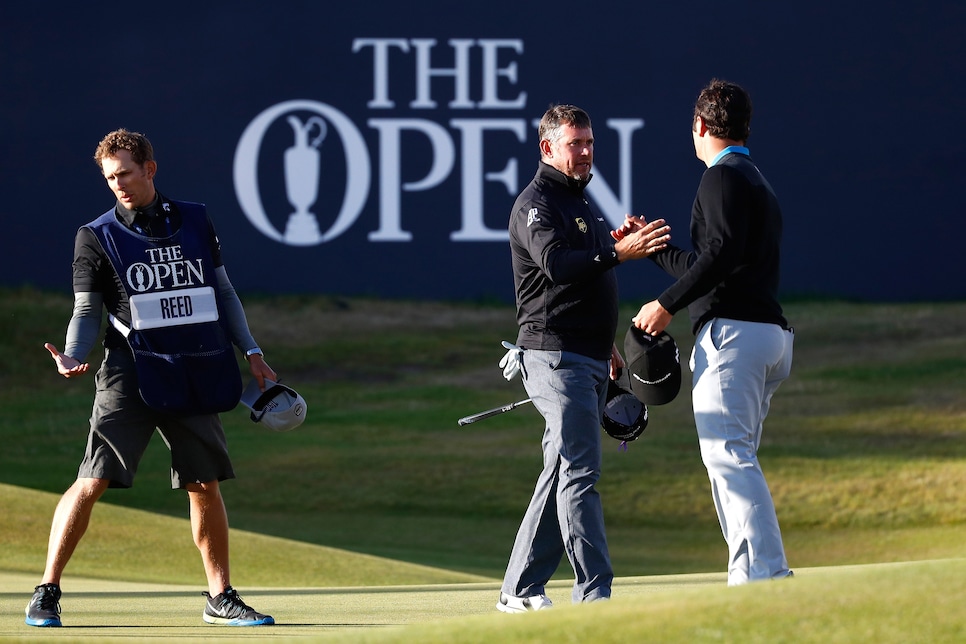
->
xmin=575 ymin=217 xmax=588 ymax=233
xmin=526 ymin=208 xmax=540 ymax=227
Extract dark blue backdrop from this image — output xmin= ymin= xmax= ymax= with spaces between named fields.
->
xmin=3 ymin=2 xmax=963 ymax=302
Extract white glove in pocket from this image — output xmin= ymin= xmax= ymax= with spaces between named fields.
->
xmin=499 ymin=341 xmax=524 ymax=381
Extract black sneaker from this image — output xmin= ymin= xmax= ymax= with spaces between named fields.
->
xmin=25 ymin=583 xmax=62 ymax=627
xmin=202 ymin=586 xmax=274 ymax=626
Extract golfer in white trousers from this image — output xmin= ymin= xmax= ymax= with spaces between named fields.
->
xmin=618 ymin=78 xmax=794 ymax=584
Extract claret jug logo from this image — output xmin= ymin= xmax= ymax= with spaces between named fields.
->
xmin=234 ymin=38 xmax=644 ymax=247
xmin=235 ymin=101 xmax=370 ymax=246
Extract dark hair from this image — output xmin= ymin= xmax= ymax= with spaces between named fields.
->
xmin=93 ymin=128 xmax=155 ymax=167
xmin=693 ymin=79 xmax=752 ymax=142
xmin=538 ymin=104 xmax=592 ymax=147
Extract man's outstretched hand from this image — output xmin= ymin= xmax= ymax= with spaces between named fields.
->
xmin=44 ymin=343 xmax=89 ymax=378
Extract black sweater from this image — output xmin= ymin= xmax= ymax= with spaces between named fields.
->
xmin=651 ymin=152 xmax=788 ymax=334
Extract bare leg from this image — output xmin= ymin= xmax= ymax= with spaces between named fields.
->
xmin=186 ymin=480 xmax=231 ymax=596
xmin=41 ymin=478 xmax=110 ymax=585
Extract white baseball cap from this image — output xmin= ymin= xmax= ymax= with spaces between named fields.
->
xmin=240 ymin=378 xmax=307 ymax=432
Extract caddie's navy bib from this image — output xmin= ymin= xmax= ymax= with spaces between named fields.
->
xmin=87 ymin=201 xmax=242 ymax=415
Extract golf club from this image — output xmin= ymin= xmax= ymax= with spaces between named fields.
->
xmin=457 ymin=398 xmax=532 ymax=426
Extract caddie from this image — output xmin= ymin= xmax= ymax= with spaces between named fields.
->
xmin=28 ymin=128 xmax=277 ymax=627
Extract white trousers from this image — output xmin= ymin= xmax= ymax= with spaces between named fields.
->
xmin=691 ymin=318 xmax=794 ymax=585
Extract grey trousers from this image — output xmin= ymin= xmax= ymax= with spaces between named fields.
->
xmin=500 ymin=349 xmax=613 ymax=603
xmin=691 ymin=318 xmax=794 ymax=585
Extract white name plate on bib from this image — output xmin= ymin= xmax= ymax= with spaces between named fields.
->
xmin=129 ymin=286 xmax=219 ymax=330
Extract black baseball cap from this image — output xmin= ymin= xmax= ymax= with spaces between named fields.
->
xmin=623 ymin=325 xmax=682 ymax=406
xmin=601 ymin=378 xmax=648 ymax=442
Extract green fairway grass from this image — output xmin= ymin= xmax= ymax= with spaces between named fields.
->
xmin=0 ymin=483 xmax=488 ymax=588
xmin=3 ymin=290 xmax=964 ymax=578
xmin=2 ymin=290 xmax=965 ymax=641
xmin=2 ymin=559 xmax=965 ymax=642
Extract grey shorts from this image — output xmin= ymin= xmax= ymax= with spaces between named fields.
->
xmin=77 ymin=348 xmax=235 ymax=489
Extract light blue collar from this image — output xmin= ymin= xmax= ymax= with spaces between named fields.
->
xmin=710 ymin=146 xmax=749 ymax=167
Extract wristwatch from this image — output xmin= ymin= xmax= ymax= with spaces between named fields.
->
xmin=245 ymin=347 xmax=264 ymax=361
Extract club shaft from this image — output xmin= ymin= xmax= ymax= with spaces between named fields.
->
xmin=458 ymin=398 xmax=532 ymax=426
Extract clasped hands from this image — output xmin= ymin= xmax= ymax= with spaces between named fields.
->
xmin=611 ymin=215 xmax=670 ymax=261
xmin=612 ymin=215 xmax=674 ymax=336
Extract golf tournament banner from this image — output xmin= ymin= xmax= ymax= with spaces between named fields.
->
xmin=2 ymin=2 xmax=962 ymax=302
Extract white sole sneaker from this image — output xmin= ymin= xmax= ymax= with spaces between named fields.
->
xmin=496 ymin=592 xmax=553 ymax=613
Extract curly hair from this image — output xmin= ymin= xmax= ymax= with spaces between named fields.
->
xmin=93 ymin=128 xmax=155 ymax=167
xmin=538 ymin=104 xmax=593 ymax=148
xmin=693 ymin=79 xmax=752 ymax=142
